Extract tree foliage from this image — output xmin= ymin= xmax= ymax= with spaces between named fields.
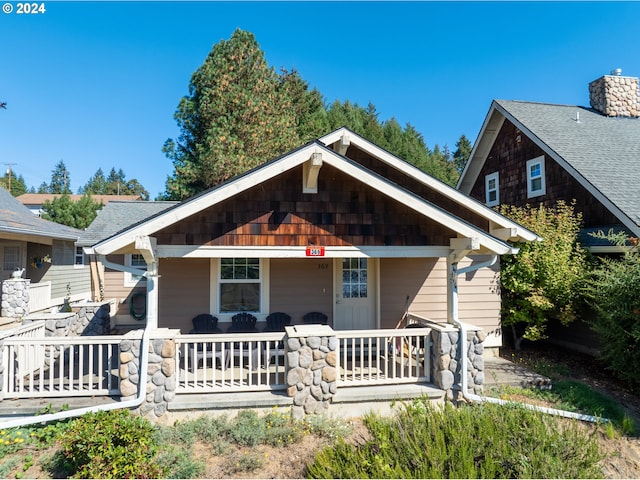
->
xmin=41 ymin=193 xmax=103 ymax=229
xmin=163 ymin=29 xmax=299 ymax=200
xmin=0 ymin=171 xmax=27 ymax=196
xmin=41 ymin=160 xmax=72 ymax=194
xmin=80 ymin=167 xmax=149 ymax=200
xmin=586 ymin=231 xmax=640 ymax=387
xmin=162 ymin=29 xmax=466 ymax=199
xmin=499 ymin=201 xmax=588 ymax=350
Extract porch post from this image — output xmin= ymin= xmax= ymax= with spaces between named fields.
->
xmin=447 ymin=256 xmax=458 ymax=324
xmin=145 ymin=268 xmax=158 ymax=330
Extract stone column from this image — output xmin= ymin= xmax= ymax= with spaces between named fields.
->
xmin=119 ymin=329 xmax=178 ymax=420
xmin=1 ymin=279 xmax=30 ymax=319
xmin=285 ymin=325 xmax=337 ymax=418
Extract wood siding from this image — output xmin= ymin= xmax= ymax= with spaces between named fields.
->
xmin=469 ymin=119 xmax=619 ymax=228
xmin=31 ymin=240 xmax=91 ymax=302
xmin=155 ymin=165 xmax=457 ymax=248
xmin=270 ymin=258 xmax=333 ymax=325
xmin=380 ymin=257 xmax=501 ymax=346
xmin=103 ymin=254 xmax=145 ymax=318
xmin=158 ymin=258 xmax=211 ymax=331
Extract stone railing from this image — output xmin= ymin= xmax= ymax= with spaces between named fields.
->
xmin=1 ymin=279 xmax=30 ymax=319
xmin=22 ymin=300 xmax=112 ymax=337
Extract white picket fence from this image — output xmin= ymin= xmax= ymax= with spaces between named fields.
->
xmin=27 ymin=281 xmax=51 ymax=314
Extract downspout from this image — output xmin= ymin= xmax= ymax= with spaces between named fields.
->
xmin=0 ymin=257 xmax=154 ymax=429
xmin=449 ymin=254 xmax=606 ymax=424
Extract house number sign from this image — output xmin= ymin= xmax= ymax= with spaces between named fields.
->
xmin=306 ymin=246 xmax=325 ymax=257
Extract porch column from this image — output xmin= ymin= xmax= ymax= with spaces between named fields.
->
xmin=1 ymin=279 xmax=30 ymax=319
xmin=146 ymin=270 xmax=158 ymax=330
xmin=446 ymin=256 xmax=458 ymax=324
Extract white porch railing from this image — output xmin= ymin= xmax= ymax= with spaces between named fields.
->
xmin=0 ymin=322 xmax=47 ymax=379
xmin=2 ymin=335 xmax=123 ymax=398
xmin=27 ymin=281 xmax=51 ymax=313
xmin=175 ymin=332 xmax=288 ymax=394
xmin=335 ymin=328 xmax=432 ymax=386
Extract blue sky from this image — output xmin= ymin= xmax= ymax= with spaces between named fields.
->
xmin=1 ymin=1 xmax=639 ymax=199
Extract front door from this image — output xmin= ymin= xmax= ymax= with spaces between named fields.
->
xmin=333 ymin=258 xmax=376 ymax=330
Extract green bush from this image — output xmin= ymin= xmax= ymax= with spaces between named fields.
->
xmin=56 ymin=409 xmax=164 ymax=479
xmin=229 ymin=410 xmax=266 ymax=446
xmin=586 ymin=232 xmax=640 ymax=389
xmin=307 ymin=400 xmax=603 ymax=479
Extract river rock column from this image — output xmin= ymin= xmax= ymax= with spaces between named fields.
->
xmin=1 ymin=279 xmax=30 ymax=319
xmin=285 ymin=325 xmax=337 ymax=419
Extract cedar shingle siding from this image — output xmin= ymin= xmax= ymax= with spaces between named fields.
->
xmin=155 ymin=165 xmax=457 ymax=247
xmin=469 ymin=119 xmax=619 ymax=228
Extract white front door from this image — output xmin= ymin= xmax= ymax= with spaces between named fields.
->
xmin=333 ymin=258 xmax=377 ymax=330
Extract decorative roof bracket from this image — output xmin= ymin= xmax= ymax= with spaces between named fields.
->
xmin=303 ymin=152 xmax=323 ymax=193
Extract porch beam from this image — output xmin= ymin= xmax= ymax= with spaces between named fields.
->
xmin=490 ymin=227 xmax=517 ymax=241
xmin=135 ymin=235 xmax=157 ymax=268
xmin=302 ymin=152 xmax=323 ymax=193
xmin=449 ymin=236 xmax=480 ymax=263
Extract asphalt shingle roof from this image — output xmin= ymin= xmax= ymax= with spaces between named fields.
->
xmin=496 ymin=99 xmax=640 ymax=227
xmin=0 ymin=187 xmax=81 ymax=240
xmin=78 ymin=201 xmax=179 ymax=246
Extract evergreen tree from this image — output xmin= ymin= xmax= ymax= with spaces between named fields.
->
xmin=80 ymin=168 xmax=107 ymax=195
xmin=453 ymin=134 xmax=472 ymax=175
xmin=163 ymin=29 xmax=299 ymax=200
xmin=41 ymin=193 xmax=102 ymax=229
xmin=48 ymin=160 xmax=72 ymax=194
xmin=0 ymin=171 xmax=27 ymax=196
xmin=80 ymin=167 xmax=149 ymax=200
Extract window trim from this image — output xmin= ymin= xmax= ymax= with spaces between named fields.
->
xmin=124 ymin=253 xmax=147 ymax=287
xmin=526 ymin=156 xmax=546 ymax=198
xmin=74 ymin=245 xmax=85 ymax=268
xmin=485 ymin=171 xmax=500 ymax=207
xmin=211 ymin=258 xmax=269 ymax=321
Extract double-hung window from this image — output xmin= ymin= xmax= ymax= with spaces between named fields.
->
xmin=526 ymin=156 xmax=546 ymax=198
xmin=485 ymin=172 xmax=499 ymax=207
xmin=219 ymin=258 xmax=261 ymax=313
xmin=74 ymin=246 xmax=84 ymax=267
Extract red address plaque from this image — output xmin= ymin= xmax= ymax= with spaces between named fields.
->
xmin=306 ymin=246 xmax=325 ymax=257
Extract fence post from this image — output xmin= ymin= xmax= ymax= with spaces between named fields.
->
xmin=285 ymin=325 xmax=337 ymax=419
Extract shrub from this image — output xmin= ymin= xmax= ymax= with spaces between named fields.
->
xmin=307 ymin=400 xmax=603 ymax=479
xmin=499 ymin=201 xmax=588 ymax=349
xmin=586 ymin=231 xmax=640 ymax=389
xmin=56 ymin=409 xmax=164 ymax=479
xmin=229 ymin=410 xmax=266 ymax=446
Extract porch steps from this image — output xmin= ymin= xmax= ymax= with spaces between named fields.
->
xmin=0 ymin=396 xmax=120 ymax=418
xmin=168 ymin=390 xmax=293 ymax=412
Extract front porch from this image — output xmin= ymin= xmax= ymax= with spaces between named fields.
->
xmin=0 ymin=316 xmax=485 ymax=421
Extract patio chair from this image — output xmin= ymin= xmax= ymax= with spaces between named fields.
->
xmin=228 ymin=313 xmax=260 ymax=369
xmin=264 ymin=312 xmax=291 ymax=365
xmin=187 ymin=314 xmax=226 ymax=371
xmin=303 ymin=311 xmax=328 ymax=325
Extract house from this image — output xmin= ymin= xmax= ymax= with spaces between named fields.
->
xmin=17 ymin=194 xmax=142 ymax=217
xmin=457 ymin=70 xmax=640 ymax=253
xmin=0 ymin=187 xmax=90 ymax=317
xmin=456 ymin=70 xmax=640 ymax=353
xmin=83 ymin=128 xmax=538 ymax=351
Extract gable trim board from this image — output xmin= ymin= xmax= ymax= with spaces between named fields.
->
xmin=90 ymin=141 xmax=520 ymax=258
xmin=458 ymin=100 xmax=640 ymax=239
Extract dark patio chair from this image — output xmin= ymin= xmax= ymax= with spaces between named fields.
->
xmin=264 ymin=312 xmax=291 ymax=365
xmin=189 ymin=313 xmax=219 ymax=333
xmin=303 ymin=311 xmax=328 ymax=325
xmin=228 ymin=312 xmax=258 ymax=332
xmin=186 ymin=314 xmax=225 ymax=371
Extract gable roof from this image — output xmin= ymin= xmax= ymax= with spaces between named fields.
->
xmin=0 ymin=187 xmax=81 ymax=241
xmin=77 ymin=200 xmax=178 ymax=247
xmin=320 ymin=127 xmax=539 ymax=243
xmin=89 ymin=132 xmax=538 ymax=257
xmin=458 ymin=100 xmax=640 ymax=235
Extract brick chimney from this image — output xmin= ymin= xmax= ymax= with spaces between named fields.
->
xmin=589 ymin=69 xmax=639 ymax=117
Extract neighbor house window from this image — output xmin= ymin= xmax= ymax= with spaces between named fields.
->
xmin=74 ymin=246 xmax=84 ymax=267
xmin=219 ymin=258 xmax=261 ymax=313
xmin=124 ymin=253 xmax=147 ymax=286
xmin=485 ymin=172 xmax=500 ymax=207
xmin=526 ymin=156 xmax=546 ymax=198
xmin=3 ymin=246 xmax=20 ymax=271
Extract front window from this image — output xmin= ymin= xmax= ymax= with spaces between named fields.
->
xmin=219 ymin=258 xmax=261 ymax=312
xmin=485 ymin=172 xmax=499 ymax=207
xmin=526 ymin=156 xmax=546 ymax=198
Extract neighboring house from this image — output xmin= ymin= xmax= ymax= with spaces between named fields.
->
xmin=17 ymin=194 xmax=142 ymax=217
xmin=83 ymin=128 xmax=538 ymax=350
xmin=457 ymin=70 xmax=640 ymax=353
xmin=0 ymin=187 xmax=90 ymax=315
xmin=457 ymin=70 xmax=640 ymax=253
